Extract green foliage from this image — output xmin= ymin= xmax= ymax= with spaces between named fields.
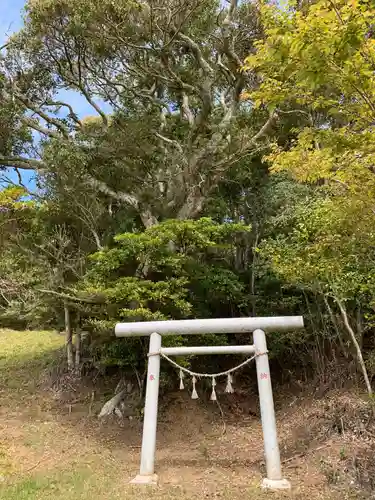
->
xmin=241 ymin=0 xmax=375 ymax=380
xmin=244 ymin=0 xmax=375 ymax=200
xmin=69 ymin=218 xmax=253 ymax=370
xmin=2 ymin=0 xmax=375 ymax=387
xmin=82 ymin=218 xmax=251 ymax=328
xmin=262 ymin=194 xmax=375 ymax=301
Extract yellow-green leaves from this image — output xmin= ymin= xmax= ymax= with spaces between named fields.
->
xmin=244 ymin=0 xmax=375 ymax=117
xmin=248 ymin=1 xmax=375 ymax=305
xmin=262 ymin=195 xmax=375 ymax=299
xmin=244 ymin=0 xmax=375 ymax=211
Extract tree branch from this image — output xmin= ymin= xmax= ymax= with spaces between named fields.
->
xmin=181 ymin=92 xmax=195 ymax=126
xmin=335 ymin=296 xmax=372 ymax=395
xmin=175 ymin=31 xmax=213 ymax=75
xmin=37 ymin=288 xmax=102 ymax=304
xmin=224 ymin=0 xmax=238 ymax=25
xmin=45 ymin=100 xmax=83 ymax=128
xmin=20 ymin=116 xmax=64 ymax=140
xmin=85 ymin=175 xmax=158 ymax=228
xmin=221 ymin=0 xmax=242 ymax=69
xmin=154 ymin=131 xmax=184 ymax=154
xmin=85 ymin=175 xmax=139 ymax=209
xmin=0 ymin=155 xmax=47 ymax=171
xmin=247 ymin=111 xmax=277 ymax=146
xmin=14 ymin=91 xmax=71 ymax=138
xmin=0 ymin=170 xmax=41 ymax=199
xmin=77 ymin=86 xmax=109 ymax=127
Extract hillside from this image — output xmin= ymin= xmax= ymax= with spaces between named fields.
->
xmin=0 ymin=329 xmax=374 ymax=500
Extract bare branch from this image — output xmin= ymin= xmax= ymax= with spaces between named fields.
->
xmin=217 ymin=53 xmax=235 ymax=80
xmin=41 ymin=45 xmax=109 ymax=127
xmin=85 ymin=175 xmax=157 ymax=227
xmin=221 ymin=0 xmax=242 ymax=69
xmin=154 ymin=131 xmax=184 ymax=154
xmin=335 ymin=296 xmax=372 ymax=395
xmin=181 ymin=93 xmax=195 ymax=126
xmin=224 ymin=0 xmax=238 ymax=25
xmin=0 ymin=155 xmax=47 ymax=171
xmin=247 ymin=112 xmax=277 ymax=146
xmin=0 ymin=171 xmax=41 ymax=199
xmin=20 ymin=116 xmax=64 ymax=140
xmin=77 ymin=86 xmax=109 ymax=127
xmin=37 ymin=288 xmax=102 ymax=304
xmin=0 ymin=86 xmax=71 ymax=140
xmin=175 ymin=31 xmax=213 ymax=75
xmin=85 ymin=175 xmax=139 ymax=209
xmin=45 ymin=100 xmax=83 ymax=128
xmin=13 ymin=91 xmax=71 ymax=138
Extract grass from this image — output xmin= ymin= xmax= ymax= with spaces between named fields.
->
xmin=0 ymin=329 xmax=369 ymax=500
xmin=0 ymin=329 xmax=64 ymax=394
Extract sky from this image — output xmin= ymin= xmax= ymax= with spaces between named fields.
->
xmin=0 ymin=0 xmax=24 ymax=45
xmin=1 ymin=0 xmax=32 ymax=187
xmin=1 ymin=0 xmax=110 ymax=190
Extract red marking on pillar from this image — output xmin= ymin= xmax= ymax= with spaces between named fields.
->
xmin=260 ymin=372 xmax=268 ymax=380
xmin=149 ymin=374 xmax=155 ymax=381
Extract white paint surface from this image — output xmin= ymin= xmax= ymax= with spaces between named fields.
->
xmin=116 ymin=316 xmax=304 ymax=337
xmin=160 ymin=345 xmax=256 ymax=356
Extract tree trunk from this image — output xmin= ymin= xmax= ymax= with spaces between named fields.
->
xmin=323 ymin=295 xmax=348 ymax=359
xmin=75 ymin=330 xmax=81 ymax=371
xmin=64 ymin=300 xmax=74 ymax=370
xmin=140 ymin=209 xmax=158 ymax=228
xmin=335 ymin=297 xmax=372 ymax=395
xmin=250 ymin=231 xmax=259 ymax=316
xmin=177 ymin=189 xmax=205 ymax=220
xmin=356 ymin=305 xmax=363 ymax=350
xmin=90 ymin=228 xmax=103 ymax=251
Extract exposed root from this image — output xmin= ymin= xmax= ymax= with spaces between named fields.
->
xmin=98 ymin=389 xmax=128 ymax=418
xmin=98 ymin=380 xmax=134 ymax=419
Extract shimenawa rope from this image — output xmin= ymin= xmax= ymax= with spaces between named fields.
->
xmin=148 ymin=349 xmax=267 ymax=400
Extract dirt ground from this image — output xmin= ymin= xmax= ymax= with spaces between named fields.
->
xmin=0 ymin=329 xmax=374 ymax=499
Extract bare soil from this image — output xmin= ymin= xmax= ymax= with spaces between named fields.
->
xmin=1 ymin=329 xmax=374 ymax=500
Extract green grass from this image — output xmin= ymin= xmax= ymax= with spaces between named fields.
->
xmin=0 ymin=329 xmax=64 ymax=393
xmin=0 ymin=467 xmax=123 ymax=500
xmin=0 ymin=329 xmax=64 ymax=366
xmin=1 ymin=472 xmax=284 ymax=500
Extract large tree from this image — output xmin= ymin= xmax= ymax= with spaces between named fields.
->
xmin=0 ymin=0 xmax=276 ymax=227
xmin=244 ymin=0 xmax=375 ymax=393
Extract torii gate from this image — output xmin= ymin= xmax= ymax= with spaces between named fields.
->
xmin=115 ymin=316 xmax=304 ymax=489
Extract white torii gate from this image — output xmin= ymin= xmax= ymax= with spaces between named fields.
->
xmin=115 ymin=316 xmax=304 ymax=489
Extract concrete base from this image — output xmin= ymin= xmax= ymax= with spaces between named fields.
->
xmin=262 ymin=478 xmax=291 ymax=490
xmin=130 ymin=474 xmax=158 ymax=485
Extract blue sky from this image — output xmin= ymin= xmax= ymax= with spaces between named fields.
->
xmin=1 ymin=0 xmax=24 ymax=44
xmin=1 ymin=0 xmax=32 ymax=187
xmin=1 ymin=0 xmax=110 ymax=189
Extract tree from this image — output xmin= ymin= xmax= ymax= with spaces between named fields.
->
xmin=79 ymin=217 xmax=252 ymax=415
xmin=244 ymin=0 xmax=375 ymax=393
xmin=243 ymin=0 xmax=375 ymax=202
xmin=0 ymin=184 xmax=95 ymax=369
xmin=1 ymin=0 xmax=276 ymax=227
xmin=81 ymin=218 xmax=251 ymax=326
xmin=262 ymin=195 xmax=374 ymax=394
